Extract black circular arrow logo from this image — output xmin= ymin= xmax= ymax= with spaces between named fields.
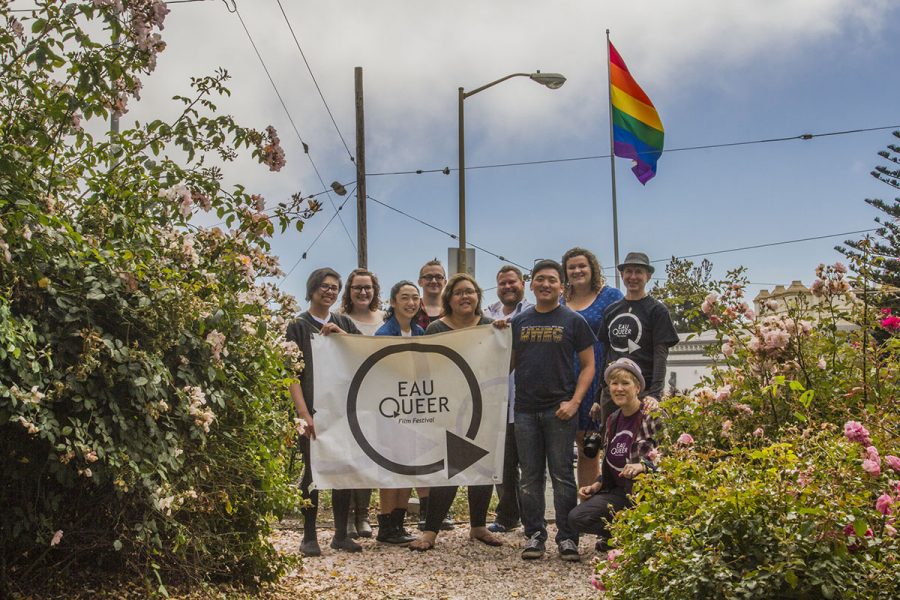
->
xmin=346 ymin=342 xmax=486 ymax=476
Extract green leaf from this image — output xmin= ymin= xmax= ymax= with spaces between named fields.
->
xmin=788 ymin=380 xmax=805 ymax=392
xmin=785 ymin=570 xmax=798 ymax=589
xmin=113 ymin=539 xmax=122 ymax=551
xmin=799 ymin=389 xmax=815 ymax=409
xmin=134 ymin=377 xmax=148 ymax=386
xmin=853 ymin=518 xmax=868 ymax=538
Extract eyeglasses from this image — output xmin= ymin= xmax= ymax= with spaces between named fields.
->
xmin=350 ymin=285 xmax=373 ymax=293
xmin=318 ymin=284 xmax=340 ymax=293
xmin=452 ymin=288 xmax=478 ymax=297
xmin=420 ymin=274 xmax=445 ymax=282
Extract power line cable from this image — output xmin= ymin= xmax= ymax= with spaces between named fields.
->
xmin=232 ymin=2 xmax=356 ymax=252
xmin=366 ymin=124 xmax=900 ymax=177
xmin=281 ymin=184 xmax=359 ymax=281
xmin=273 ymin=0 xmax=355 ymax=162
xmin=365 ymin=193 xmax=532 ymax=272
xmin=599 ymin=228 xmax=880 ymax=271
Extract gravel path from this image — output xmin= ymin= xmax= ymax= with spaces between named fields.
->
xmin=268 ymin=522 xmax=600 ymax=600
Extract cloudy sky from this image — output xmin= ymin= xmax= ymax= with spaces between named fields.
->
xmin=51 ymin=0 xmax=900 ymax=301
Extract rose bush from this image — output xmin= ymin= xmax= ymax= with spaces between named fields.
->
xmin=1 ymin=1 xmax=317 ymax=594
xmin=593 ymin=261 xmax=900 ymax=597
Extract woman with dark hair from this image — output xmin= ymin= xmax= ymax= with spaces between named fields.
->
xmin=338 ymin=268 xmax=384 ymax=539
xmin=373 ymin=281 xmax=425 ymax=545
xmin=409 ymin=273 xmax=502 ymax=551
xmin=560 ymin=247 xmax=624 ymax=489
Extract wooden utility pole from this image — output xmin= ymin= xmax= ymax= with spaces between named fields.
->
xmin=354 ymin=66 xmax=367 ymax=268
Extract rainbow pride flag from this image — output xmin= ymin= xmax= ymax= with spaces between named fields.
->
xmin=609 ymin=41 xmax=664 ymax=184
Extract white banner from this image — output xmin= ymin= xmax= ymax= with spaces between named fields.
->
xmin=310 ymin=325 xmax=512 ymax=489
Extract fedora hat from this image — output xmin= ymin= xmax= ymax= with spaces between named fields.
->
xmin=617 ymin=251 xmax=655 ymax=275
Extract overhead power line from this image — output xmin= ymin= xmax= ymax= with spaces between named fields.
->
xmin=366 ymin=124 xmax=900 ymax=177
xmin=600 ymin=228 xmax=880 ymax=271
xmin=232 ymin=3 xmax=356 ymax=252
xmin=365 ymin=194 xmax=532 ymax=272
xmin=281 ymin=184 xmax=359 ymax=281
xmin=273 ymin=0 xmax=355 ymax=163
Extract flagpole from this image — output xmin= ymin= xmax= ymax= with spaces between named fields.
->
xmin=605 ymin=29 xmax=621 ymax=289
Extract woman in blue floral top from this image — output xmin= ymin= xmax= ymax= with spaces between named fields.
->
xmin=561 ymin=247 xmax=624 ymax=489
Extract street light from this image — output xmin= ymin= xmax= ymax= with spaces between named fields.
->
xmin=457 ymin=71 xmax=566 ymax=275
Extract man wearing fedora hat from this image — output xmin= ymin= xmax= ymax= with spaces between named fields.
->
xmin=590 ymin=252 xmax=678 ymax=429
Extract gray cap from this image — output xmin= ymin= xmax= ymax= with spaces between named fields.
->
xmin=617 ymin=251 xmax=655 ymax=275
xmin=603 ymin=357 xmax=646 ymax=393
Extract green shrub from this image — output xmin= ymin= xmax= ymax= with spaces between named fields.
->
xmin=1 ymin=1 xmax=315 ymax=594
xmin=596 ymin=429 xmax=900 ymax=599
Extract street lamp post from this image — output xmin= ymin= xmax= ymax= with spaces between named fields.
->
xmin=457 ymin=71 xmax=566 ymax=275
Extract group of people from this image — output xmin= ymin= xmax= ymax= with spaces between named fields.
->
xmin=286 ymin=248 xmax=678 ymax=562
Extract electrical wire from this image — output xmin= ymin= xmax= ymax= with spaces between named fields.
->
xmin=365 ymin=193 xmax=532 ymax=272
xmin=632 ymin=228 xmax=880 ymax=268
xmin=281 ymin=184 xmax=359 ymax=281
xmin=273 ymin=0 xmax=355 ymax=163
xmin=366 ymin=124 xmax=900 ymax=177
xmin=232 ymin=2 xmax=357 ymax=252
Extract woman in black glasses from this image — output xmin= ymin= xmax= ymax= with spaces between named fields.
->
xmin=409 ymin=273 xmax=503 ymax=551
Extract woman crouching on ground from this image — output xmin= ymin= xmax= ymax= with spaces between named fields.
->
xmin=374 ymin=281 xmax=425 ymax=545
xmin=567 ymin=357 xmax=662 ymax=552
xmin=409 ymin=273 xmax=503 ymax=551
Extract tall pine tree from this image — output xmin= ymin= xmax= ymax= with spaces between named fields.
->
xmin=837 ymin=130 xmax=900 ymax=307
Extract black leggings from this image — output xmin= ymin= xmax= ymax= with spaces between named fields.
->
xmin=424 ymin=484 xmax=492 ymax=532
xmin=298 ymin=436 xmax=352 ymax=539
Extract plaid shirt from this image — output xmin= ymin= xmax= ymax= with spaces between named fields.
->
xmin=599 ymin=400 xmax=663 ymax=492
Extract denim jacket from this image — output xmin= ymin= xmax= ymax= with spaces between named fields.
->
xmin=375 ymin=315 xmax=425 ymax=337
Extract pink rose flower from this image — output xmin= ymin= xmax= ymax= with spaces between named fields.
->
xmin=676 ymin=433 xmax=694 ymax=446
xmin=753 ymin=427 xmax=764 ymax=437
xmin=816 ymin=357 xmax=826 ymax=370
xmin=862 ymin=459 xmax=881 ymax=477
xmin=885 ymin=455 xmax=900 ymax=473
xmin=843 ymin=421 xmax=872 ymax=446
xmin=50 ymin=530 xmax=63 ymax=547
xmin=721 ymin=420 xmax=733 ymax=436
xmin=876 ymin=493 xmax=894 ymax=516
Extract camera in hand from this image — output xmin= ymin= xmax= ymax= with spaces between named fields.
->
xmin=582 ymin=431 xmax=603 ymax=458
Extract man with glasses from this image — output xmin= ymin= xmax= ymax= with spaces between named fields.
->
xmin=415 ymin=259 xmax=446 ymax=332
xmin=287 ymin=268 xmax=363 ymax=556
xmin=484 ymin=266 xmax=532 ymax=534
xmin=412 ymin=259 xmax=453 ymax=530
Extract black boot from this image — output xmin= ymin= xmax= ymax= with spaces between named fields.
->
xmin=391 ymin=508 xmax=416 ymax=543
xmin=299 ymin=499 xmax=321 ymax=556
xmin=417 ymin=496 xmax=429 ymax=531
xmin=354 ymin=489 xmax=373 ymax=538
xmin=331 ymin=490 xmax=362 ymax=552
xmin=376 ymin=513 xmax=413 ymax=545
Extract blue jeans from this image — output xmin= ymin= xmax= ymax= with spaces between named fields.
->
xmin=515 ymin=407 xmax=578 ymax=543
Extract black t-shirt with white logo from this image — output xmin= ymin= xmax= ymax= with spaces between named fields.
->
xmin=598 ymin=296 xmax=678 ymax=392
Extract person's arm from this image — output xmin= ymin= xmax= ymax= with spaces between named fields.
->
xmin=556 ymin=345 xmax=594 ymax=420
xmin=289 ymin=382 xmax=315 ymax=440
xmin=642 ymin=343 xmax=670 ymax=399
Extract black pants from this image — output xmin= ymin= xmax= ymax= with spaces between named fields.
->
xmin=298 ymin=436 xmax=352 ymax=539
xmin=424 ymin=484 xmax=492 ymax=532
xmin=567 ymin=487 xmax=631 ymax=542
xmin=493 ymin=422 xmax=521 ymax=527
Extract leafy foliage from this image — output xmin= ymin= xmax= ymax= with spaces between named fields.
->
xmin=593 ymin=261 xmax=900 ymax=598
xmin=0 ymin=1 xmax=315 ymax=594
xmin=650 ymin=257 xmax=714 ymax=333
xmin=837 ymin=130 xmax=900 ymax=311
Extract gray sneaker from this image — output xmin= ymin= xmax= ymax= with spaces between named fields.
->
xmin=521 ymin=532 xmax=545 ymax=560
xmin=558 ymin=539 xmax=580 ymax=562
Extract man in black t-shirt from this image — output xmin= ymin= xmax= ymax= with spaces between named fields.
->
xmin=497 ymin=260 xmax=596 ymax=563
xmin=592 ymin=252 xmax=678 ymax=429
xmin=286 ymin=267 xmax=363 ymax=557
